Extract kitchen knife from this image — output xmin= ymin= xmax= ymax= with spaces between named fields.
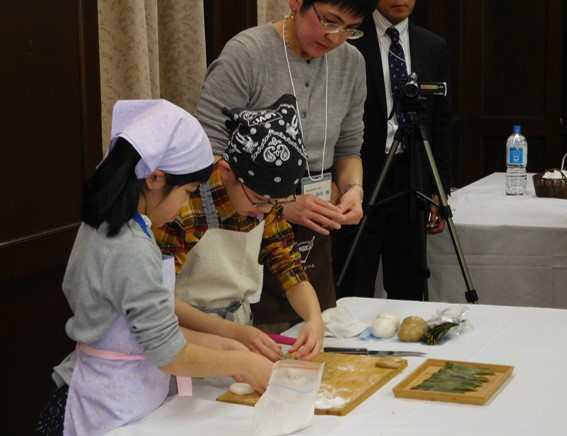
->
xmin=324 ymin=347 xmax=426 ymax=357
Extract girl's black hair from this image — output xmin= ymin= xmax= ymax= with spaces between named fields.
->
xmin=300 ymin=0 xmax=376 ymax=18
xmin=81 ymin=137 xmax=212 ymax=237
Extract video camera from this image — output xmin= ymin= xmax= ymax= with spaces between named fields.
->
xmin=401 ymin=73 xmax=447 ymax=99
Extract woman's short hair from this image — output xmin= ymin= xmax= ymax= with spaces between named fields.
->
xmin=299 ymin=0 xmax=376 ymax=18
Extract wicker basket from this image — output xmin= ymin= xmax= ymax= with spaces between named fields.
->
xmin=533 ymin=153 xmax=567 ymax=199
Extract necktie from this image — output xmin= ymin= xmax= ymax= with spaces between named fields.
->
xmin=386 ymin=27 xmax=408 ymax=150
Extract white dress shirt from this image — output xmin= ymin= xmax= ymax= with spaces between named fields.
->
xmin=373 ymin=10 xmax=411 ymax=153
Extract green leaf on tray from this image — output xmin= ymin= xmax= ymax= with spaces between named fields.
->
xmin=412 ymin=361 xmax=495 ymax=394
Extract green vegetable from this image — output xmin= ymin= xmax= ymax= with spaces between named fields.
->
xmin=412 ymin=361 xmax=494 ymax=394
xmin=421 ymin=321 xmax=460 ymax=345
xmin=444 ymin=361 xmax=494 ymax=376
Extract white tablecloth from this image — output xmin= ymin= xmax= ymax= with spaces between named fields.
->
xmin=426 ymin=172 xmax=567 ymax=308
xmin=107 ymin=298 xmax=567 ymax=436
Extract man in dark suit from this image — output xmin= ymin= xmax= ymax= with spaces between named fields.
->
xmin=333 ymin=0 xmax=453 ymax=301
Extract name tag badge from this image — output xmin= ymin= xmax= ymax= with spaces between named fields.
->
xmin=301 ymin=172 xmax=332 ymax=202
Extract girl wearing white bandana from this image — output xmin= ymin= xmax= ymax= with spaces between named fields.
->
xmin=36 ymin=100 xmax=274 ymax=436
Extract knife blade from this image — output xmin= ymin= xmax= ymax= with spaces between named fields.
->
xmin=323 ymin=347 xmax=426 ymax=357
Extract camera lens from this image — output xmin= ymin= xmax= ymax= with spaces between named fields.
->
xmin=404 ymin=81 xmax=419 ymax=98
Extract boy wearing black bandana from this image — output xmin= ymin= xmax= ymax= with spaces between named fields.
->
xmin=155 ymin=95 xmax=325 ymax=362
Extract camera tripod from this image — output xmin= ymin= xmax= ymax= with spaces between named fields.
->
xmin=337 ymin=96 xmax=479 ymax=304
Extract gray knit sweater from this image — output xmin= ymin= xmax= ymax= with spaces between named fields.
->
xmin=197 ymin=23 xmax=366 ymax=172
xmin=52 ymin=220 xmax=186 ymax=386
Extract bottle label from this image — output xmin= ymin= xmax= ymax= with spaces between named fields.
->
xmin=508 ymin=148 xmax=524 ymax=165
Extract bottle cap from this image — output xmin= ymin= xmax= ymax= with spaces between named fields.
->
xmin=513 ymin=125 xmax=521 ymax=133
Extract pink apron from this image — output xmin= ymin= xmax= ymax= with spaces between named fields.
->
xmin=63 ymin=215 xmax=187 ymax=435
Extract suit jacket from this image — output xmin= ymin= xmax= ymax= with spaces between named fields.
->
xmin=350 ymin=15 xmax=453 ymax=198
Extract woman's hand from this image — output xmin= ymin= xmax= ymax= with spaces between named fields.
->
xmin=337 ymin=186 xmax=364 ymax=225
xmin=282 ymin=194 xmax=345 ymax=235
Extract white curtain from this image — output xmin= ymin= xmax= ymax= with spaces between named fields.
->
xmin=97 ymin=0 xmax=290 ymax=150
xmin=98 ymin=0 xmax=206 ymax=149
xmin=257 ymin=0 xmax=289 ymax=24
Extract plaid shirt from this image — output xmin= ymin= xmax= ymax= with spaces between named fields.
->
xmin=153 ymin=163 xmax=308 ymax=292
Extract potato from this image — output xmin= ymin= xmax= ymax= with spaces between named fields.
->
xmin=397 ymin=316 xmax=427 ymax=342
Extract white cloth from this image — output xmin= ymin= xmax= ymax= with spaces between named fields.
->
xmin=109 ymin=99 xmax=213 ymax=179
xmin=542 ymin=169 xmax=567 ymax=179
xmin=321 ymin=307 xmax=367 ymax=338
xmin=107 ymin=297 xmax=567 ymax=436
xmin=425 ymin=173 xmax=567 ymax=309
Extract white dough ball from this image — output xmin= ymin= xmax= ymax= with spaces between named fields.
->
xmin=376 ymin=312 xmax=400 ymax=323
xmin=229 ymin=382 xmax=255 ymax=396
xmin=372 ymin=312 xmax=400 ymax=338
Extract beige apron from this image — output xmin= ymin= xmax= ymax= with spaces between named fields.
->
xmin=175 ymin=183 xmax=264 ymax=324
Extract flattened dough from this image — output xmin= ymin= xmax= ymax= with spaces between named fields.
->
xmin=229 ymin=382 xmax=255 ymax=396
xmin=375 ymin=356 xmax=404 ymax=369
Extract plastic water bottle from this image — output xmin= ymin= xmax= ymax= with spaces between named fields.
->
xmin=505 ymin=125 xmax=528 ymax=195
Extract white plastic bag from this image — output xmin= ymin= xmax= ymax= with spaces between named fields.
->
xmin=253 ymin=359 xmax=324 ymax=436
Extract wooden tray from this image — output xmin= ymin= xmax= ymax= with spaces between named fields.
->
xmin=393 ymin=359 xmax=514 ymax=405
xmin=217 ymin=352 xmax=408 ymax=416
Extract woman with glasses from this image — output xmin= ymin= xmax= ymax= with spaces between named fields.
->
xmin=196 ymin=0 xmax=376 ymax=333
xmin=154 ymin=95 xmax=325 ymax=362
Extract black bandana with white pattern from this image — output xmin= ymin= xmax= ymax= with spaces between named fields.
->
xmin=222 ymin=94 xmax=307 ymax=198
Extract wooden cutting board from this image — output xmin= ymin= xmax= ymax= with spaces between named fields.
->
xmin=217 ymin=352 xmax=408 ymax=416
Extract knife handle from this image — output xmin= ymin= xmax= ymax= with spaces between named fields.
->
xmin=267 ymin=333 xmax=296 ymax=346
xmin=323 ymin=347 xmax=367 ymax=354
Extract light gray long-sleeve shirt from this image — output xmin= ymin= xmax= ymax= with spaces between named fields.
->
xmin=197 ymin=23 xmax=366 ymax=172
xmin=53 ymin=219 xmax=186 ymax=386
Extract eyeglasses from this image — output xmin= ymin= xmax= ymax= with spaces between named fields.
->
xmin=312 ymin=4 xmax=364 ymax=40
xmin=239 ymin=182 xmax=297 ymax=207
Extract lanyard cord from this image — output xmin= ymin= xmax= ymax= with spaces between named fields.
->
xmin=282 ymin=14 xmax=327 ymax=181
xmin=134 ymin=211 xmax=152 ymax=239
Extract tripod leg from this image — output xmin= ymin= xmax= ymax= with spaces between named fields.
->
xmin=336 ymin=132 xmax=403 ymax=288
xmin=417 ymin=124 xmax=479 ymax=304
xmin=416 ymin=204 xmax=430 ymax=301
xmin=408 ymin=128 xmax=430 ymax=301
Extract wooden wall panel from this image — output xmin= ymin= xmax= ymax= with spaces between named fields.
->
xmin=0 ymin=0 xmax=102 ymax=284
xmin=482 ymin=2 xmax=546 ymax=117
xmin=1 ymin=267 xmax=74 ymax=435
xmin=459 ymin=0 xmax=563 ymax=185
xmin=204 ymin=0 xmax=257 ymax=64
xmin=0 ymin=0 xmax=100 ymax=433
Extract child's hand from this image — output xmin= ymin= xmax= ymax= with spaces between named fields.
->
xmin=287 ymin=319 xmax=324 ymax=362
xmin=239 ymin=353 xmax=274 ymax=394
xmin=233 ymin=324 xmax=284 ymax=362
xmin=218 ymin=337 xmax=249 ymax=352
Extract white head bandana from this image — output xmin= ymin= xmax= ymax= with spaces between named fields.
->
xmin=108 ymin=99 xmax=213 ymax=179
